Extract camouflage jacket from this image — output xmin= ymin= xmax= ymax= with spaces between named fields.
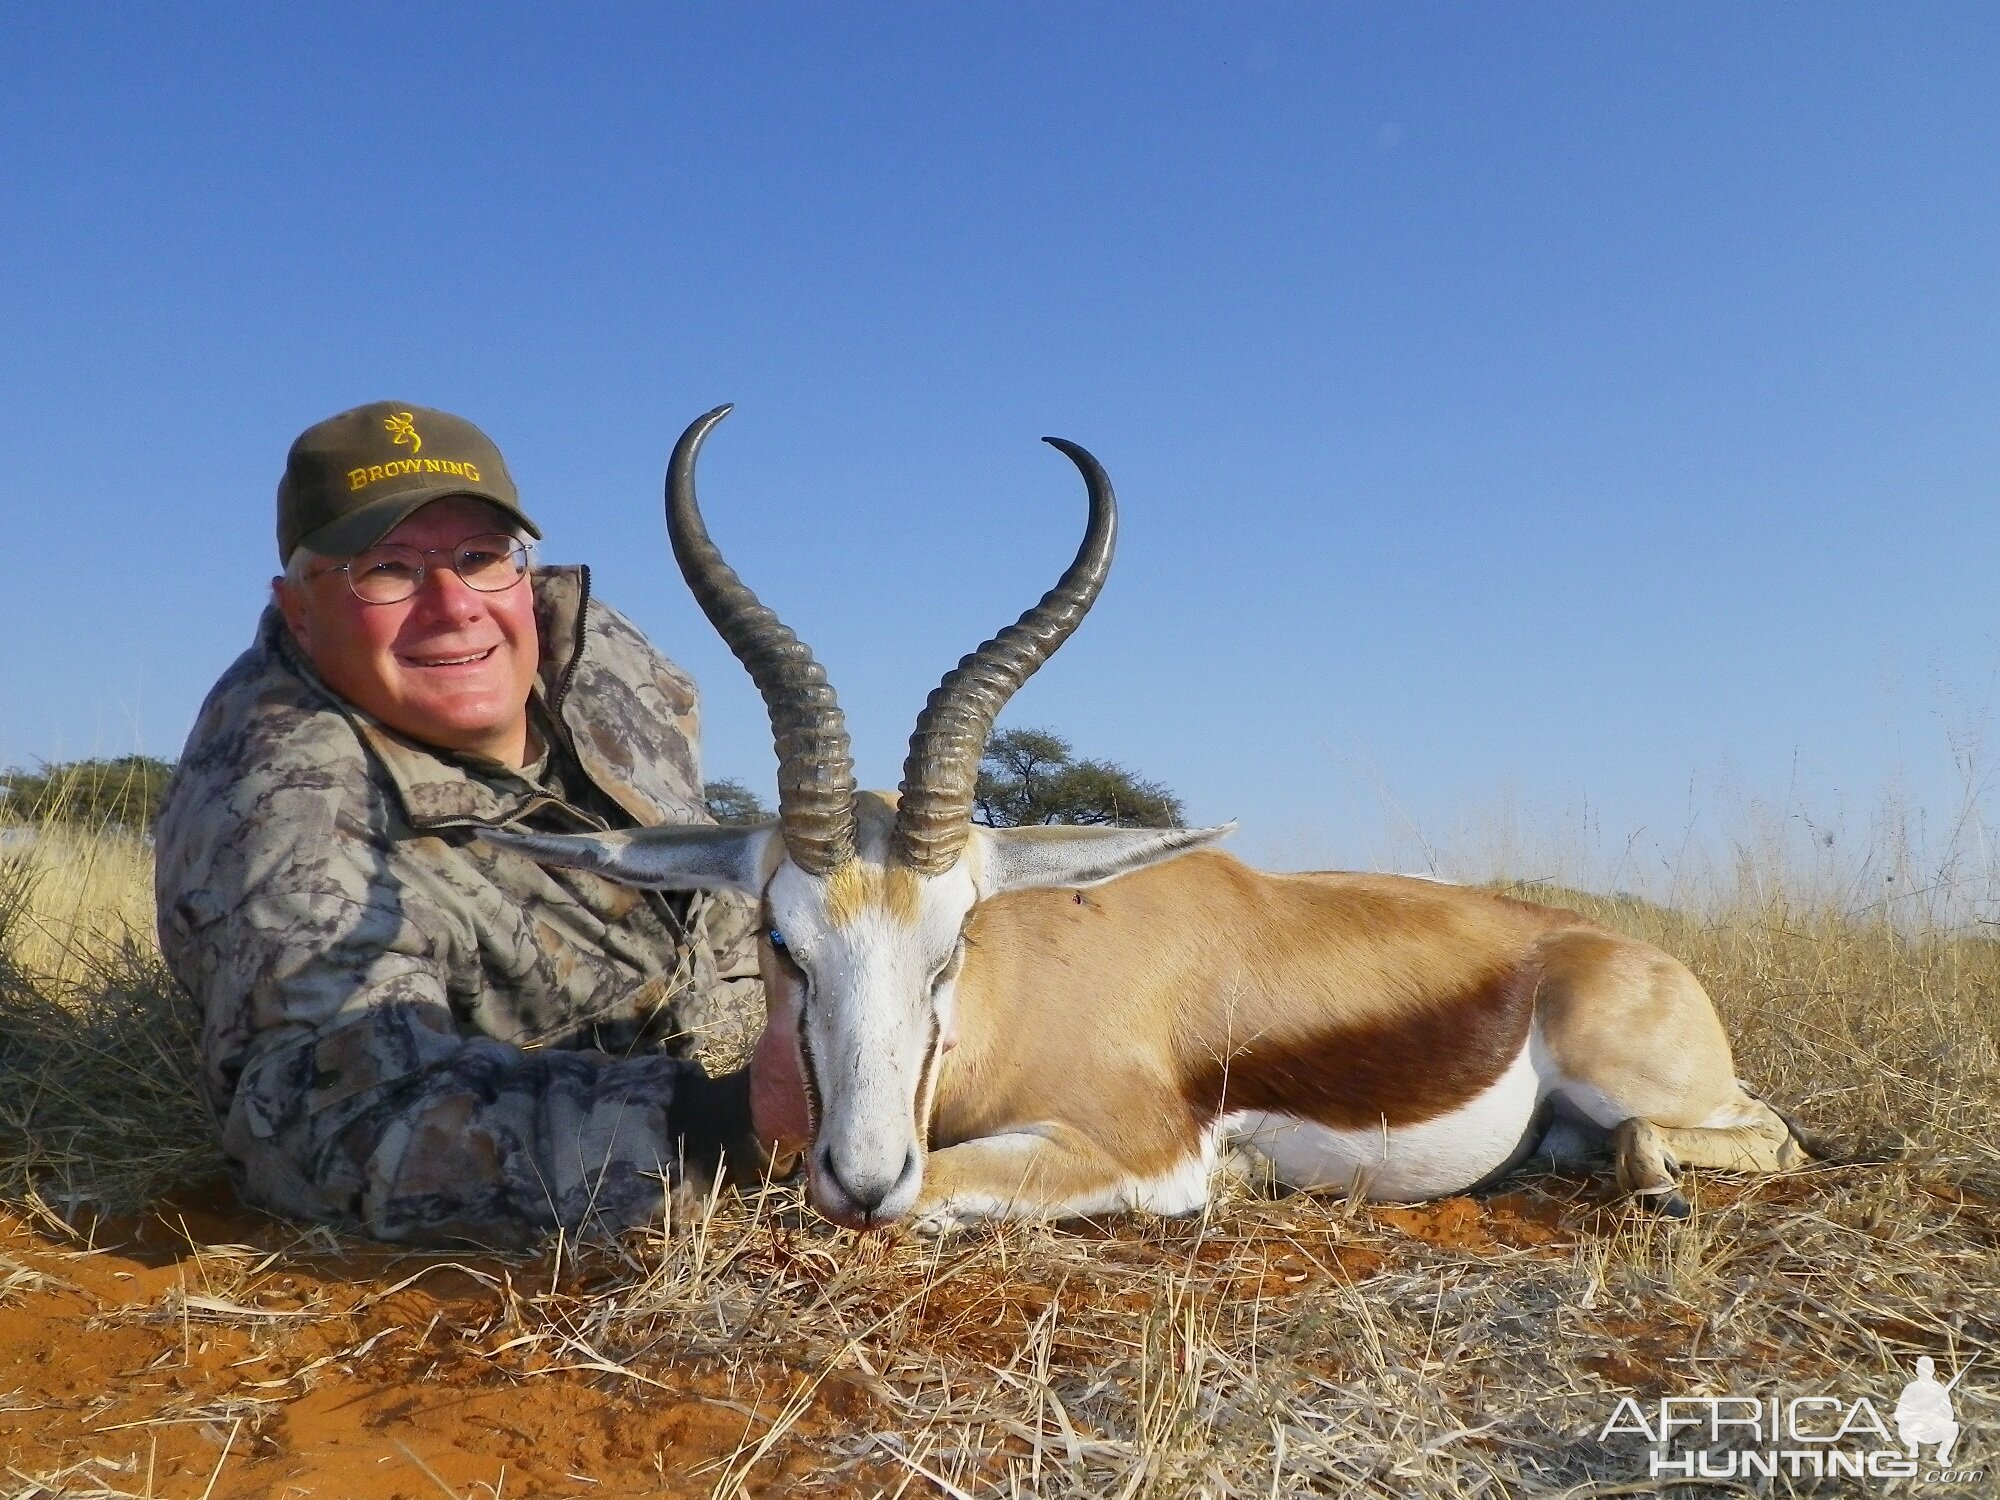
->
xmin=155 ymin=566 xmax=765 ymax=1247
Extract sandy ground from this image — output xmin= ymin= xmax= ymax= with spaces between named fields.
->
xmin=5 ymin=1167 xmax=1992 ymax=1499
xmin=1 ymin=1182 xmax=1582 ymax=1500
xmin=1 ymin=1183 xmax=884 ymax=1500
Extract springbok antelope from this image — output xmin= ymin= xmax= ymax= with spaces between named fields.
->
xmin=482 ymin=406 xmax=1808 ymax=1232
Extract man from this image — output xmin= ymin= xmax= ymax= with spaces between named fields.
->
xmin=155 ymin=401 xmax=802 ymax=1248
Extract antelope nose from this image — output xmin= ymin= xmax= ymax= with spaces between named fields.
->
xmin=818 ymin=1143 xmax=922 ymax=1220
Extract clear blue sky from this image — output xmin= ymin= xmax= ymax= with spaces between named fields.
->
xmin=4 ymin=6 xmax=1996 ymax=888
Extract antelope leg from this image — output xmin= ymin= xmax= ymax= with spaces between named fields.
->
xmin=912 ymin=1123 xmax=1208 ymax=1234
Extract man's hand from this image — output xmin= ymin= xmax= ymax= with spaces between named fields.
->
xmin=749 ymin=1010 xmax=812 ymax=1172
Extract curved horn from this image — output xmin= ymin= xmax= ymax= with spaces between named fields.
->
xmin=892 ymin=437 xmax=1117 ymax=874
xmin=667 ymin=405 xmax=857 ymax=874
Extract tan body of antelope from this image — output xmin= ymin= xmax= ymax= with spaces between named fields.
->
xmin=483 ymin=407 xmax=1807 ymax=1231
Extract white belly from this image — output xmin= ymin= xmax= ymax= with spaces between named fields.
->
xmin=1226 ymin=1037 xmax=1541 ymax=1201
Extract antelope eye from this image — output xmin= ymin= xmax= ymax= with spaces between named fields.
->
xmin=766 ymin=927 xmax=807 ymax=981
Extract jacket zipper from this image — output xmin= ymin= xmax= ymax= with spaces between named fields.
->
xmin=548 ymin=564 xmax=592 ymax=719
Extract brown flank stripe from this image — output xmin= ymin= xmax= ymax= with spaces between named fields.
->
xmin=1181 ymin=963 xmax=1538 ymax=1131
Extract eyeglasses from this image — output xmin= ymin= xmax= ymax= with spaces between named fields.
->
xmin=318 ymin=534 xmax=532 ymax=605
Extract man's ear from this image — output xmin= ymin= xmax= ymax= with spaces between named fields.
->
xmin=980 ymin=822 xmax=1234 ymax=896
xmin=476 ymin=822 xmax=772 ymax=895
xmin=274 ymin=576 xmax=311 ymax=653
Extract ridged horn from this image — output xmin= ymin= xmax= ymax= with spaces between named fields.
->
xmin=667 ymin=405 xmax=856 ymax=875
xmin=892 ymin=437 xmax=1117 ymax=874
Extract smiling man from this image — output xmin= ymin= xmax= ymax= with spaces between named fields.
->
xmin=154 ymin=402 xmax=802 ymax=1247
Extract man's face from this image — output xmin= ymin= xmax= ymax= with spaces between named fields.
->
xmin=276 ymin=496 xmax=541 ymax=765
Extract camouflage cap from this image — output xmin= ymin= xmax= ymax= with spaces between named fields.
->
xmin=277 ymin=401 xmax=544 ymax=561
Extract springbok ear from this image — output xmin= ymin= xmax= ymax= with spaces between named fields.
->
xmin=476 ymin=822 xmax=772 ymax=894
xmin=981 ymin=822 xmax=1234 ymax=896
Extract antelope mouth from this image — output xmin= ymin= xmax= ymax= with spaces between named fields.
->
xmin=806 ymin=1189 xmax=892 ymax=1233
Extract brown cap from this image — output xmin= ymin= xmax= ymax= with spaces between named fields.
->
xmin=276 ymin=401 xmax=543 ymax=561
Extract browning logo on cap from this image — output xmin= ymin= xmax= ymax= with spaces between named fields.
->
xmin=346 ymin=415 xmax=485 ymax=494
xmin=277 ymin=399 xmax=539 ymax=561
xmin=384 ymin=410 xmax=422 ymax=456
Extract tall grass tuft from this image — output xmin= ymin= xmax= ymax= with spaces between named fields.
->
xmin=0 ymin=772 xmax=218 ymax=1227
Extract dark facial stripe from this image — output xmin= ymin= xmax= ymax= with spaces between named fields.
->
xmin=797 ymin=1017 xmax=825 ymax=1141
xmin=762 ymin=892 xmax=823 ymax=1138
xmin=1182 ymin=964 xmax=1536 ymax=1130
xmin=912 ymin=1009 xmax=941 ymax=1150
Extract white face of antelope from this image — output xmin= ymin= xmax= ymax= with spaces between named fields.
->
xmin=761 ymin=842 xmax=977 ymax=1227
xmin=765 ymin=821 xmax=1230 ymax=1226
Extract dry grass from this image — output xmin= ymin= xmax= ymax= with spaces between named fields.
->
xmin=0 ymin=829 xmax=218 ymax=1227
xmin=2 ymin=805 xmax=1996 ymax=1498
xmin=0 ymin=827 xmax=154 ymax=995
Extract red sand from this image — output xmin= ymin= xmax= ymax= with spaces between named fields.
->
xmin=0 ymin=1180 xmax=1656 ymax=1498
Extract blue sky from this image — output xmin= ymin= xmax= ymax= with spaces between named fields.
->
xmin=4 ymin=6 xmax=1997 ymax=887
